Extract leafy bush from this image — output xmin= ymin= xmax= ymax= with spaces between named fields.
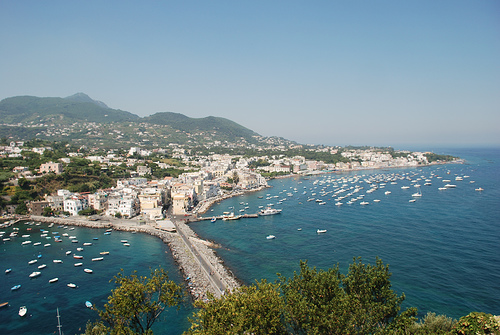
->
xmin=452 ymin=312 xmax=500 ymax=334
xmin=409 ymin=312 xmax=456 ymax=334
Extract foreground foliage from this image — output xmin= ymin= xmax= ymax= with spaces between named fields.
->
xmin=83 ymin=268 xmax=184 ymax=335
xmin=186 ymin=258 xmax=419 ymax=334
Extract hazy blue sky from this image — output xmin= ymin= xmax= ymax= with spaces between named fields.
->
xmin=1 ymin=1 xmax=499 ymax=148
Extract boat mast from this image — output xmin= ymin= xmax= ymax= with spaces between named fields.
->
xmin=56 ymin=308 xmax=63 ymax=335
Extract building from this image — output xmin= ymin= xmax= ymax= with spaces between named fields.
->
xmin=28 ymin=201 xmax=51 ymax=216
xmin=40 ymin=162 xmax=63 ymax=174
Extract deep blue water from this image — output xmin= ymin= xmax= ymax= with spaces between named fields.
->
xmin=0 ymin=224 xmax=193 ymax=335
xmin=1 ymin=147 xmax=498 ymax=334
xmin=189 ymin=147 xmax=500 ymax=320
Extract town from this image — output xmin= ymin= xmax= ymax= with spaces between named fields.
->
xmin=0 ymin=139 xmax=456 ymax=221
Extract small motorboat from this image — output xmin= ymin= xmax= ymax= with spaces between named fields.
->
xmin=67 ymin=283 xmax=77 ymax=288
xmin=49 ymin=277 xmax=58 ymax=283
xmin=66 ymin=251 xmax=72 ymax=255
xmin=266 ymin=235 xmax=276 ymax=240
xmin=11 ymin=284 xmax=21 ymax=291
xmin=74 ymin=263 xmax=83 ymax=267
xmin=53 ymin=260 xmax=63 ymax=263
xmin=19 ymin=306 xmax=27 ymax=317
xmin=317 ymin=229 xmax=327 ymax=234
xmin=99 ymin=251 xmax=109 ymax=255
xmin=0 ymin=302 xmax=8 ymax=308
xmin=92 ymin=257 xmax=104 ymax=261
xmin=28 ymin=259 xmax=37 ymax=265
xmin=38 ymin=264 xmax=46 ymax=269
xmin=29 ymin=271 xmax=41 ymax=278
xmin=85 ymin=301 xmax=92 ymax=309
xmin=5 ymin=268 xmax=12 ymax=274
xmin=84 ymin=268 xmax=93 ymax=274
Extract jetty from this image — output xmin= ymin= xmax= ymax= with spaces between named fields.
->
xmin=30 ymin=215 xmax=240 ymax=300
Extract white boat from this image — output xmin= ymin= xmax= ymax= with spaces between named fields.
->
xmin=29 ymin=271 xmax=41 ymax=278
xmin=83 ymin=242 xmax=92 ymax=246
xmin=19 ymin=306 xmax=27 ymax=317
xmin=22 ymin=240 xmax=32 ymax=245
xmin=92 ymin=257 xmax=104 ymax=261
xmin=401 ymin=186 xmax=410 ymax=189
xmin=384 ymin=191 xmax=391 ymax=195
xmin=73 ymin=255 xmax=83 ymax=259
xmin=84 ymin=268 xmax=93 ymax=274
xmin=373 ymin=199 xmax=381 ymax=203
xmin=266 ymin=235 xmax=276 ymax=240
xmin=38 ymin=264 xmax=46 ymax=269
xmin=77 ymin=247 xmax=83 ymax=251
xmin=211 ymin=217 xmax=216 ymax=222
xmin=409 ymin=199 xmax=416 ymax=203
xmin=49 ymin=277 xmax=58 ymax=283
xmin=260 ymin=207 xmax=283 ymax=216
xmin=67 ymin=283 xmax=77 ymax=288
xmin=438 ymin=187 xmax=447 ymax=190
xmin=85 ymin=301 xmax=93 ymax=309
xmin=444 ymin=184 xmax=456 ymax=188
xmin=44 ymin=243 xmax=51 ymax=247
xmin=123 ymin=243 xmax=130 ymax=247
xmin=74 ymin=263 xmax=83 ymax=267
xmin=412 ymin=189 xmax=422 ymax=197
xmin=360 ymin=201 xmax=369 ymax=205
xmin=317 ymin=229 xmax=327 ymax=234
xmin=53 ymin=260 xmax=63 ymax=263
xmin=5 ymin=268 xmax=12 ymax=274
xmin=475 ymin=187 xmax=484 ymax=192
xmin=100 ymin=251 xmax=110 ymax=255
xmin=11 ymin=284 xmax=21 ymax=291
xmin=28 ymin=259 xmax=38 ymax=265
xmin=66 ymin=251 xmax=71 ymax=255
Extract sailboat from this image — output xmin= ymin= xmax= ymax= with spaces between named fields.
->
xmin=412 ymin=187 xmax=422 ymax=197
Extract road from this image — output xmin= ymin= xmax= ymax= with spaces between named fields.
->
xmin=172 ymin=218 xmax=226 ymax=298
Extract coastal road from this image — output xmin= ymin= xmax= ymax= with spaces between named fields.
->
xmin=172 ymin=218 xmax=226 ymax=298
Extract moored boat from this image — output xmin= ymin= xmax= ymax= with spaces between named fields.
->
xmin=266 ymin=235 xmax=276 ymax=240
xmin=99 ymin=251 xmax=109 ymax=255
xmin=11 ymin=284 xmax=21 ymax=291
xmin=67 ymin=283 xmax=77 ymax=288
xmin=317 ymin=229 xmax=327 ymax=234
xmin=74 ymin=263 xmax=83 ymax=267
xmin=92 ymin=257 xmax=104 ymax=261
xmin=259 ymin=207 xmax=282 ymax=216
xmin=84 ymin=268 xmax=93 ymax=274
xmin=19 ymin=306 xmax=27 ymax=317
xmin=0 ymin=302 xmax=8 ymax=308
xmin=29 ymin=271 xmax=41 ymax=278
xmin=49 ymin=277 xmax=58 ymax=283
xmin=85 ymin=301 xmax=92 ymax=309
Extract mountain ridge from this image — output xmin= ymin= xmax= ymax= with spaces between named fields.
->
xmin=0 ymin=93 xmax=265 ymax=147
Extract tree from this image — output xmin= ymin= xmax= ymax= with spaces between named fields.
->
xmin=42 ymin=206 xmax=53 ymax=217
xmin=186 ymin=280 xmax=286 ymax=335
xmin=186 ymin=258 xmax=417 ymax=334
xmin=84 ymin=268 xmax=184 ymax=335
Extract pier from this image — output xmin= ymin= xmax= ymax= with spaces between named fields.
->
xmin=29 ymin=215 xmax=241 ymax=301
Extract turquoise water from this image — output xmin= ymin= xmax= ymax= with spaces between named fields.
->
xmin=1 ymin=147 xmax=498 ymax=334
xmin=189 ymin=148 xmax=500 ymax=320
xmin=0 ymin=224 xmax=193 ymax=334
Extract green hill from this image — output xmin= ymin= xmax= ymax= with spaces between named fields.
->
xmin=142 ymin=112 xmax=259 ymax=141
xmin=0 ymin=94 xmax=262 ymax=147
xmin=0 ymin=95 xmax=139 ymax=124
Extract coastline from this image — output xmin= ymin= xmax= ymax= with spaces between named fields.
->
xmin=29 ymin=215 xmax=240 ymax=301
xmin=20 ymin=161 xmax=461 ymax=301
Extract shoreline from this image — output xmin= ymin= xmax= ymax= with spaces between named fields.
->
xmin=28 ymin=215 xmax=240 ymax=301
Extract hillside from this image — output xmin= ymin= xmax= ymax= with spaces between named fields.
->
xmin=0 ymin=95 xmax=139 ymax=124
xmin=0 ymin=94 xmax=265 ymax=148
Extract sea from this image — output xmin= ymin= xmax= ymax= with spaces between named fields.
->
xmin=1 ymin=147 xmax=499 ymax=334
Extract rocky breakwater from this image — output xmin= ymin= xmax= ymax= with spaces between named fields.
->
xmin=29 ymin=215 xmax=240 ymax=301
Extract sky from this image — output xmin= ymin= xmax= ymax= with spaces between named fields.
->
xmin=1 ymin=1 xmax=499 ymax=148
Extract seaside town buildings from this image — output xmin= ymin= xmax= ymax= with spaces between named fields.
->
xmin=0 ymin=141 xmax=449 ymax=218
